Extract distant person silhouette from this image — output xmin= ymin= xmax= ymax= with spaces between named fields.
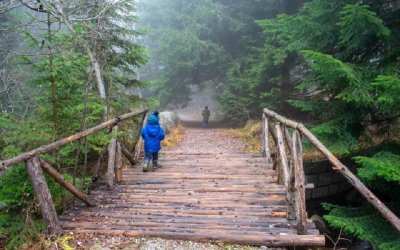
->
xmin=202 ymin=106 xmax=211 ymax=128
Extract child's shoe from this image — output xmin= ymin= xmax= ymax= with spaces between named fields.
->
xmin=152 ymin=161 xmax=162 ymax=170
xmin=143 ymin=160 xmax=149 ymax=172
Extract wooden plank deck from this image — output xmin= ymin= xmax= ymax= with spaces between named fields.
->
xmin=60 ymin=152 xmax=325 ymax=246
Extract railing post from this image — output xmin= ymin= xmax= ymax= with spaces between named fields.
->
xmin=115 ymin=139 xmax=123 ymax=182
xmin=134 ymin=111 xmax=149 ymax=162
xmin=262 ymin=114 xmax=266 ymax=157
xmin=275 ymin=124 xmax=290 ymax=188
xmin=292 ymin=130 xmax=308 ymax=234
xmin=262 ymin=114 xmax=272 ymax=164
xmin=26 ymin=157 xmax=61 ymax=235
xmin=107 ymin=125 xmax=118 ymax=189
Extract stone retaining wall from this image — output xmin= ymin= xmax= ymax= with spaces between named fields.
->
xmin=305 ymin=160 xmax=353 ymax=200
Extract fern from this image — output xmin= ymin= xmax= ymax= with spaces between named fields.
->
xmin=338 ymin=4 xmax=390 ymax=59
xmin=323 ymin=203 xmax=400 ymax=250
xmin=372 ymin=75 xmax=400 ymax=117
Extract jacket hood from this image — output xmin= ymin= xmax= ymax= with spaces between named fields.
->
xmin=143 ymin=125 xmax=162 ymax=138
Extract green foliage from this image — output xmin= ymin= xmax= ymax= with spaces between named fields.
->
xmin=372 ymin=75 xmax=400 ymax=117
xmin=0 ymin=1 xmax=147 ymax=248
xmin=354 ymin=152 xmax=400 ymax=197
xmin=324 ymin=151 xmax=400 ymax=249
xmin=0 ymin=213 xmax=45 ymax=250
xmin=338 ymin=4 xmax=390 ymax=60
xmin=0 ymin=164 xmax=71 ymax=211
xmin=323 ymin=203 xmax=400 ymax=250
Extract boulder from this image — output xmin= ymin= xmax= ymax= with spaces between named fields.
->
xmin=159 ymin=111 xmax=179 ymax=134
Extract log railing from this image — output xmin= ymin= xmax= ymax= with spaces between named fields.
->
xmin=262 ymin=108 xmax=400 ymax=234
xmin=0 ymin=108 xmax=149 ymax=235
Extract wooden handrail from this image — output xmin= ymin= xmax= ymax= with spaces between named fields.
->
xmin=0 ymin=108 xmax=148 ymax=170
xmin=263 ymin=108 xmax=400 ymax=232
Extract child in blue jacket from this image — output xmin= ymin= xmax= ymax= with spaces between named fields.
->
xmin=141 ymin=112 xmax=165 ymax=172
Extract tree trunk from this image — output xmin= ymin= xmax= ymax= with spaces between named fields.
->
xmin=26 ymin=157 xmax=61 ymax=235
xmin=47 ymin=0 xmax=108 ymax=119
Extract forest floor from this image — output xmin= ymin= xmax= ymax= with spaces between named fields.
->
xmin=37 ymin=127 xmax=286 ymax=250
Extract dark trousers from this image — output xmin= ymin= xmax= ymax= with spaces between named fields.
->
xmin=145 ymin=151 xmax=159 ymax=162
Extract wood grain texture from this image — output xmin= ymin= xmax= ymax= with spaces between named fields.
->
xmin=60 ymin=152 xmax=324 ymax=246
xmin=26 ymin=157 xmax=61 ymax=235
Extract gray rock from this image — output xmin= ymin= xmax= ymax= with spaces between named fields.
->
xmin=159 ymin=111 xmax=179 ymax=134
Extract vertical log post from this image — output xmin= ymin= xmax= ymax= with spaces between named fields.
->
xmin=263 ymin=114 xmax=272 ymax=164
xmin=107 ymin=125 xmax=118 ymax=189
xmin=133 ymin=111 xmax=149 ymax=161
xmin=292 ymin=130 xmax=308 ymax=234
xmin=26 ymin=157 xmax=61 ymax=235
xmin=39 ymin=158 xmax=95 ymax=207
xmin=262 ymin=114 xmax=266 ymax=157
xmin=132 ymin=111 xmax=147 ymax=152
xmin=115 ymin=140 xmax=123 ymax=182
xmin=275 ymin=124 xmax=290 ymax=188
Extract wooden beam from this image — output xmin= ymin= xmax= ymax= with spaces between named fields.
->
xmin=132 ymin=111 xmax=147 ymax=152
xmin=1 ymin=109 xmax=148 ymax=170
xmin=38 ymin=158 xmax=95 ymax=207
xmin=134 ymin=111 xmax=149 ymax=161
xmin=263 ymin=108 xmax=400 ymax=232
xmin=121 ymin=144 xmax=136 ymax=166
xmin=262 ymin=114 xmax=272 ymax=164
xmin=26 ymin=157 xmax=61 ymax=235
xmin=292 ymin=131 xmax=307 ymax=234
xmin=275 ymin=124 xmax=290 ymax=188
xmin=107 ymin=126 xmax=118 ymax=189
xmin=115 ymin=140 xmax=123 ymax=182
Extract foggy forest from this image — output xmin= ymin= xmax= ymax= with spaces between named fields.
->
xmin=0 ymin=0 xmax=400 ymax=249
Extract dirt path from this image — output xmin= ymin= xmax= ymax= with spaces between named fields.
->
xmin=165 ymin=127 xmax=248 ymax=153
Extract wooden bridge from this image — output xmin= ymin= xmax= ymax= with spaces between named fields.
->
xmin=1 ymin=108 xmax=400 ymax=247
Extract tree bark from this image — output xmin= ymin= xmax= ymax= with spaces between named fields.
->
xmin=26 ymin=157 xmax=61 ymax=235
xmin=1 ymin=109 xmax=147 ymax=170
xmin=39 ymin=158 xmax=95 ymax=207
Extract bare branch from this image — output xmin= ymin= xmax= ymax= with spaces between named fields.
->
xmin=19 ymin=0 xmax=47 ymax=13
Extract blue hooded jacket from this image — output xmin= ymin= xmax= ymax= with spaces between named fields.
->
xmin=141 ymin=114 xmax=165 ymax=153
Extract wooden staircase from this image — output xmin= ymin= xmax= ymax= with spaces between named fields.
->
xmin=60 ymin=152 xmax=324 ymax=246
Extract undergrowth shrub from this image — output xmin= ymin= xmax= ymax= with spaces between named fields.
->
xmin=162 ymin=125 xmax=185 ymax=149
xmin=228 ymin=120 xmax=262 ymax=153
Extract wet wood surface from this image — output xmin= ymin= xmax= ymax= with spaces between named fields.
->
xmin=60 ymin=152 xmax=324 ymax=246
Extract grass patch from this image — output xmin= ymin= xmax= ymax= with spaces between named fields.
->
xmin=162 ymin=125 xmax=185 ymax=149
xmin=227 ymin=120 xmax=262 ymax=153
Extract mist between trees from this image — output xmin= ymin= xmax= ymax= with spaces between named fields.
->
xmin=1 ymin=0 xmax=400 ymax=249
